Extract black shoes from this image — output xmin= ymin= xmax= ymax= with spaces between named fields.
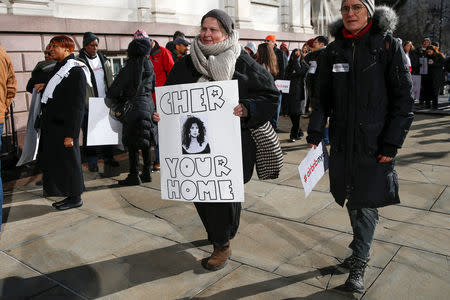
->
xmin=119 ymin=173 xmax=142 ymax=186
xmin=139 ymin=170 xmax=152 ymax=183
xmin=344 ymin=256 xmax=367 ymax=293
xmin=52 ymin=196 xmax=83 ymax=210
xmin=88 ymin=163 xmax=99 ymax=172
xmin=288 ymin=138 xmax=296 ymax=143
xmin=105 ymin=159 xmax=120 ymax=167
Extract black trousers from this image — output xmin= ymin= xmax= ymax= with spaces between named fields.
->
xmin=194 ymin=202 xmax=241 ymax=247
xmin=289 ymin=114 xmax=303 ymax=139
xmin=128 ymin=146 xmax=151 ymax=174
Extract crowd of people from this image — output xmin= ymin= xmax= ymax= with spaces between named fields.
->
xmin=0 ymin=0 xmax=448 ymax=294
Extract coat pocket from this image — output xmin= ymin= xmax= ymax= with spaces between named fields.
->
xmin=360 ymin=121 xmax=384 ymax=155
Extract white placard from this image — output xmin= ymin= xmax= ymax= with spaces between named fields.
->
xmin=275 ymin=80 xmax=290 ymax=93
xmin=87 ymin=97 xmax=122 ymax=146
xmin=17 ymin=89 xmax=41 ymax=166
xmin=419 ymin=57 xmax=428 ymax=75
xmin=411 ymin=75 xmax=421 ymax=100
xmin=308 ymin=60 xmax=317 ymax=74
xmin=298 ymin=142 xmax=329 ymax=198
xmin=156 ymin=80 xmax=244 ymax=202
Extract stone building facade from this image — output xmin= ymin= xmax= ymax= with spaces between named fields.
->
xmin=0 ymin=0 xmax=315 ymax=145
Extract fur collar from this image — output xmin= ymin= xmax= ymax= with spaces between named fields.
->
xmin=329 ymin=6 xmax=398 ymax=37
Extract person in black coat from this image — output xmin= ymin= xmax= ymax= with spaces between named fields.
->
xmin=285 ymin=48 xmax=308 ymax=142
xmin=39 ymin=35 xmax=89 ymax=210
xmin=162 ymin=9 xmax=279 ymax=271
xmin=307 ymin=2 xmax=414 ymax=293
xmin=107 ymin=38 xmax=157 ymax=185
xmin=422 ymin=46 xmax=445 ymax=109
xmin=26 ymin=44 xmax=56 ymax=94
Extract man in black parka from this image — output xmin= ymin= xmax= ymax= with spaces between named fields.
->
xmin=307 ymin=1 xmax=414 ymax=293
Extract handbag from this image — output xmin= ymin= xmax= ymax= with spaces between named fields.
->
xmin=249 ymin=121 xmax=283 ymax=180
xmin=110 ymin=99 xmax=133 ymax=123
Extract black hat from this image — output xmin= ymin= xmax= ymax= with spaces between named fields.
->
xmin=173 ymin=37 xmax=190 ymax=46
xmin=128 ymin=38 xmax=151 ymax=57
xmin=431 ymin=41 xmax=439 ymax=47
xmin=201 ymin=9 xmax=234 ymax=35
xmin=83 ymin=32 xmax=99 ymax=48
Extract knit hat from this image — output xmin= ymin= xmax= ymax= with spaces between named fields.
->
xmin=128 ymin=38 xmax=151 ymax=57
xmin=173 ymin=37 xmax=190 ymax=46
xmin=265 ymin=35 xmax=276 ymax=42
xmin=201 ymin=9 xmax=234 ymax=35
xmin=424 ymin=37 xmax=431 ymax=42
xmin=83 ymin=32 xmax=99 ymax=48
xmin=133 ymin=29 xmax=150 ymax=40
xmin=244 ymin=42 xmax=257 ymax=55
xmin=341 ymin=0 xmax=375 ymax=17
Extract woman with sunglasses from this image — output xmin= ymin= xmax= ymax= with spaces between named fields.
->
xmin=307 ymin=0 xmax=414 ymax=293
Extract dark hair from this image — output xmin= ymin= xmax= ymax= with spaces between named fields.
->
xmin=50 ymin=35 xmax=75 ymax=52
xmin=285 ymin=48 xmax=302 ymax=78
xmin=314 ymin=36 xmax=328 ymax=46
xmin=173 ymin=31 xmax=185 ymax=40
xmin=426 ymin=45 xmax=437 ymax=55
xmin=403 ymin=41 xmax=415 ymax=52
xmin=182 ymin=116 xmax=206 ymax=149
xmin=256 ymin=43 xmax=279 ymax=77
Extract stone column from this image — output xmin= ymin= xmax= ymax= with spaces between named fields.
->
xmin=137 ymin=0 xmax=151 ymax=22
xmin=148 ymin=0 xmax=177 ymax=23
xmin=234 ymin=0 xmax=252 ymax=29
xmin=300 ymin=0 xmax=314 ymax=33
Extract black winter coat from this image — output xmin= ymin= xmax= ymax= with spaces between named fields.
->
xmin=423 ymin=54 xmax=445 ymax=90
xmin=107 ymin=56 xmax=156 ymax=149
xmin=274 ymin=47 xmax=288 ymax=80
xmin=26 ymin=60 xmax=56 ymax=93
xmin=165 ymin=50 xmax=280 ymax=183
xmin=40 ymin=54 xmax=86 ymax=197
xmin=307 ymin=7 xmax=414 ymax=209
xmin=285 ymin=55 xmax=309 ymax=115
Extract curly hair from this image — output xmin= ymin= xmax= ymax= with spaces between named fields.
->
xmin=182 ymin=116 xmax=206 ymax=149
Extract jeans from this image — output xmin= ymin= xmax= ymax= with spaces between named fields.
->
xmin=0 ymin=123 xmax=3 ymax=230
xmin=270 ymin=92 xmax=282 ymax=129
xmin=347 ymin=206 xmax=379 ymax=261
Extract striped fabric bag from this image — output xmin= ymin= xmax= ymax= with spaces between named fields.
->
xmin=249 ymin=121 xmax=284 ymax=180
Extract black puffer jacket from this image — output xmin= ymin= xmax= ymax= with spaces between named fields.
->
xmin=165 ymin=50 xmax=279 ymax=183
xmin=107 ymin=39 xmax=157 ymax=148
xmin=423 ymin=53 xmax=445 ymax=90
xmin=307 ymin=6 xmax=414 ymax=209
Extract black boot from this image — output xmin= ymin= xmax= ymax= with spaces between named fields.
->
xmin=139 ymin=169 xmax=152 ymax=183
xmin=344 ymin=257 xmax=367 ymax=293
xmin=119 ymin=173 xmax=141 ymax=186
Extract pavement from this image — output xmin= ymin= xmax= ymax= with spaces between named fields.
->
xmin=0 ymin=109 xmax=449 ymax=299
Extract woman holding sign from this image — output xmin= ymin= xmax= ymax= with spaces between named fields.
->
xmin=307 ymin=1 xmax=414 ymax=293
xmin=39 ymin=35 xmax=90 ymax=210
xmin=164 ymin=9 xmax=279 ymax=271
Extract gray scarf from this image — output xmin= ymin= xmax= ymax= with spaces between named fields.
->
xmin=190 ymin=30 xmax=241 ymax=82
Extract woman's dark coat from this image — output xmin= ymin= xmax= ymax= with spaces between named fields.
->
xmin=307 ymin=6 xmax=414 ymax=209
xmin=107 ymin=40 xmax=156 ymax=149
xmin=285 ymin=54 xmax=309 ymax=115
xmin=165 ymin=49 xmax=280 ymax=183
xmin=40 ymin=54 xmax=86 ymax=197
xmin=423 ymin=53 xmax=445 ymax=90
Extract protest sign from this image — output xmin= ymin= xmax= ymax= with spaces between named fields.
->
xmin=419 ymin=57 xmax=428 ymax=75
xmin=87 ymin=98 xmax=122 ymax=146
xmin=411 ymin=75 xmax=421 ymax=100
xmin=156 ymin=80 xmax=244 ymax=202
xmin=275 ymin=80 xmax=290 ymax=93
xmin=298 ymin=142 xmax=329 ymax=198
xmin=17 ymin=89 xmax=41 ymax=166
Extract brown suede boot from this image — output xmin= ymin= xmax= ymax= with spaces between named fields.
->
xmin=201 ymin=242 xmax=231 ymax=271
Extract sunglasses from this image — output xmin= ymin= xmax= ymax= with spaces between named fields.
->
xmin=340 ymin=4 xmax=365 ymax=15
xmin=44 ymin=52 xmax=51 ymax=55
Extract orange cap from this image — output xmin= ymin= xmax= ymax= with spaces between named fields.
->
xmin=265 ymin=35 xmax=276 ymax=42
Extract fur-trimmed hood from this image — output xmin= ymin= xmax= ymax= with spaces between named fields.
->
xmin=329 ymin=5 xmax=398 ymax=37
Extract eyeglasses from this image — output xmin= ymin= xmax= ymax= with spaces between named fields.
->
xmin=44 ymin=52 xmax=51 ymax=55
xmin=265 ymin=40 xmax=272 ymax=43
xmin=340 ymin=4 xmax=365 ymax=15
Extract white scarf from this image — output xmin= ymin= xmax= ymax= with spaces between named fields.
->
xmin=41 ymin=59 xmax=92 ymax=104
xmin=190 ymin=30 xmax=242 ymax=82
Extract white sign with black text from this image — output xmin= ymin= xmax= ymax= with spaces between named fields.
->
xmin=156 ymin=80 xmax=244 ymax=202
xmin=298 ymin=142 xmax=329 ymax=198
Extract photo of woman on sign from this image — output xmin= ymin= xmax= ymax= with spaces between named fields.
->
xmin=181 ymin=115 xmax=211 ymax=154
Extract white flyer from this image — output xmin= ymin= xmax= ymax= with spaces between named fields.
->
xmin=298 ymin=142 xmax=329 ymax=198
xmin=87 ymin=97 xmax=122 ymax=146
